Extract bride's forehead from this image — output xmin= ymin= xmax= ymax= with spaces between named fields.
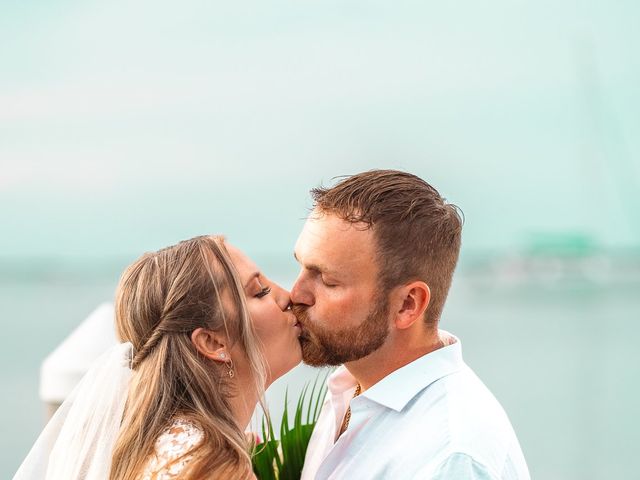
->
xmin=223 ymin=243 xmax=258 ymax=279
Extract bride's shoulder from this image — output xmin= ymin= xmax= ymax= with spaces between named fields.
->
xmin=140 ymin=417 xmax=204 ymax=479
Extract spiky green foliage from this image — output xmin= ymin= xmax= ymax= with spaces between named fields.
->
xmin=252 ymin=370 xmax=330 ymax=480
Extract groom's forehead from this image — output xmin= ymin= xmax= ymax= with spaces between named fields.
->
xmin=298 ymin=211 xmax=369 ymax=241
xmin=294 ymin=214 xmax=376 ymax=270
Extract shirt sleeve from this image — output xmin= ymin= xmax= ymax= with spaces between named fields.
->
xmin=424 ymin=452 xmax=499 ymax=480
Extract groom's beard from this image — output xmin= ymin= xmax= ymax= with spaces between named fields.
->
xmin=292 ymin=297 xmax=390 ymax=367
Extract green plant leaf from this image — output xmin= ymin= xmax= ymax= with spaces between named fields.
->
xmin=252 ymin=370 xmax=331 ymax=480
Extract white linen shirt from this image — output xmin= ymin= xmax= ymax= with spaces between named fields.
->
xmin=301 ymin=332 xmax=530 ymax=480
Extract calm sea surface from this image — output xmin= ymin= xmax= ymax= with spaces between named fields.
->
xmin=1 ymin=261 xmax=639 ymax=479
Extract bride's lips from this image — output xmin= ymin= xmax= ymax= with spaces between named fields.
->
xmin=287 ymin=311 xmax=302 ymax=330
xmin=290 ymin=305 xmax=306 ymax=334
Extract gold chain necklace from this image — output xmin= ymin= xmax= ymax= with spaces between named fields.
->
xmin=338 ymin=383 xmax=362 ymax=438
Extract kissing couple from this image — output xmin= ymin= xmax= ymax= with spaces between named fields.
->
xmin=15 ymin=170 xmax=530 ymax=480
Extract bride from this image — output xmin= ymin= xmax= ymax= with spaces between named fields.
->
xmin=14 ymin=235 xmax=303 ymax=479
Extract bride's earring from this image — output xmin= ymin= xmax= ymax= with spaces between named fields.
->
xmin=217 ymin=351 xmax=234 ymax=378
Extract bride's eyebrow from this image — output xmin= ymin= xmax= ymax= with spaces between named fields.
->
xmin=243 ymin=272 xmax=261 ymax=289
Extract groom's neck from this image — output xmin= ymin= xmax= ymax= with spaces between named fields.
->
xmin=344 ymin=328 xmax=450 ymax=392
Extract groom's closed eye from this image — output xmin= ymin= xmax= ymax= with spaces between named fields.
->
xmin=320 ymin=275 xmax=339 ymax=288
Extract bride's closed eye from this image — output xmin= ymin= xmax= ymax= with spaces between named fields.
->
xmin=256 ymin=285 xmax=271 ymax=298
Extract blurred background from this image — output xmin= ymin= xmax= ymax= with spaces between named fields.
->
xmin=1 ymin=1 xmax=639 ymax=478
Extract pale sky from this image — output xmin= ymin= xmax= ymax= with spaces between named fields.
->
xmin=1 ymin=0 xmax=638 ymax=258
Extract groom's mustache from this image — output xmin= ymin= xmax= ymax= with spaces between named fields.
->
xmin=291 ymin=304 xmax=309 ymax=325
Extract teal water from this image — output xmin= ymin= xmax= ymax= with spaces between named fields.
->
xmin=2 ymin=258 xmax=639 ymax=479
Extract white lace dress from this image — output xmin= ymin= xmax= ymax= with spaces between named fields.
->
xmin=140 ymin=418 xmax=204 ymax=479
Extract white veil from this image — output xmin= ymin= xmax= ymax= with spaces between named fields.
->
xmin=14 ymin=342 xmax=133 ymax=480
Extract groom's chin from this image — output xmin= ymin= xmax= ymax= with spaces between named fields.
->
xmin=301 ymin=355 xmax=337 ymax=367
xmin=299 ymin=339 xmax=339 ymax=367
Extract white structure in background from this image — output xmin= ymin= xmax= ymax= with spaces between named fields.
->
xmin=40 ymin=303 xmax=117 ymax=418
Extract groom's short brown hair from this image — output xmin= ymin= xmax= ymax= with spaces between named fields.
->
xmin=311 ymin=169 xmax=463 ymax=326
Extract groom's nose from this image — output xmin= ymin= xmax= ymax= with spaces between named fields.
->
xmin=291 ymin=271 xmax=314 ymax=306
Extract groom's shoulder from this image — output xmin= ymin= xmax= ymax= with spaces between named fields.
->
xmin=409 ymin=365 xmax=518 ymax=447
xmin=399 ymin=366 xmax=527 ymax=476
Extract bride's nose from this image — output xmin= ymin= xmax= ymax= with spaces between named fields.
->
xmin=272 ymin=283 xmax=292 ymax=311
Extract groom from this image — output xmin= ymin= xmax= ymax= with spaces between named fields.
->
xmin=291 ymin=170 xmax=530 ymax=479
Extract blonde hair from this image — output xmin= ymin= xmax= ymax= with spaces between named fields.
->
xmin=109 ymin=235 xmax=266 ymax=480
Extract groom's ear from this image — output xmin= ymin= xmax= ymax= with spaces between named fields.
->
xmin=191 ymin=328 xmax=230 ymax=363
xmin=393 ymin=281 xmax=430 ymax=330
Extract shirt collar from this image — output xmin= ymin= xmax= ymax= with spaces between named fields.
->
xmin=327 ymin=364 xmax=358 ymax=397
xmin=328 ymin=330 xmax=465 ymax=413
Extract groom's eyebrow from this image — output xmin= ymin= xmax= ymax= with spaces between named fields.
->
xmin=293 ymin=252 xmax=336 ymax=276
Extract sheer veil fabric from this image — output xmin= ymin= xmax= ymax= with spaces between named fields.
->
xmin=14 ymin=342 xmax=133 ymax=480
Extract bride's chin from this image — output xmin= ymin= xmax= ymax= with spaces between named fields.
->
xmin=264 ymin=352 xmax=303 ymax=388
xmin=284 ymin=350 xmax=303 ymax=373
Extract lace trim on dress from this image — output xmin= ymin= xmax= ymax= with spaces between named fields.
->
xmin=140 ymin=418 xmax=204 ymax=479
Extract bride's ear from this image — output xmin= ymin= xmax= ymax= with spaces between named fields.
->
xmin=191 ymin=327 xmax=230 ymax=363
